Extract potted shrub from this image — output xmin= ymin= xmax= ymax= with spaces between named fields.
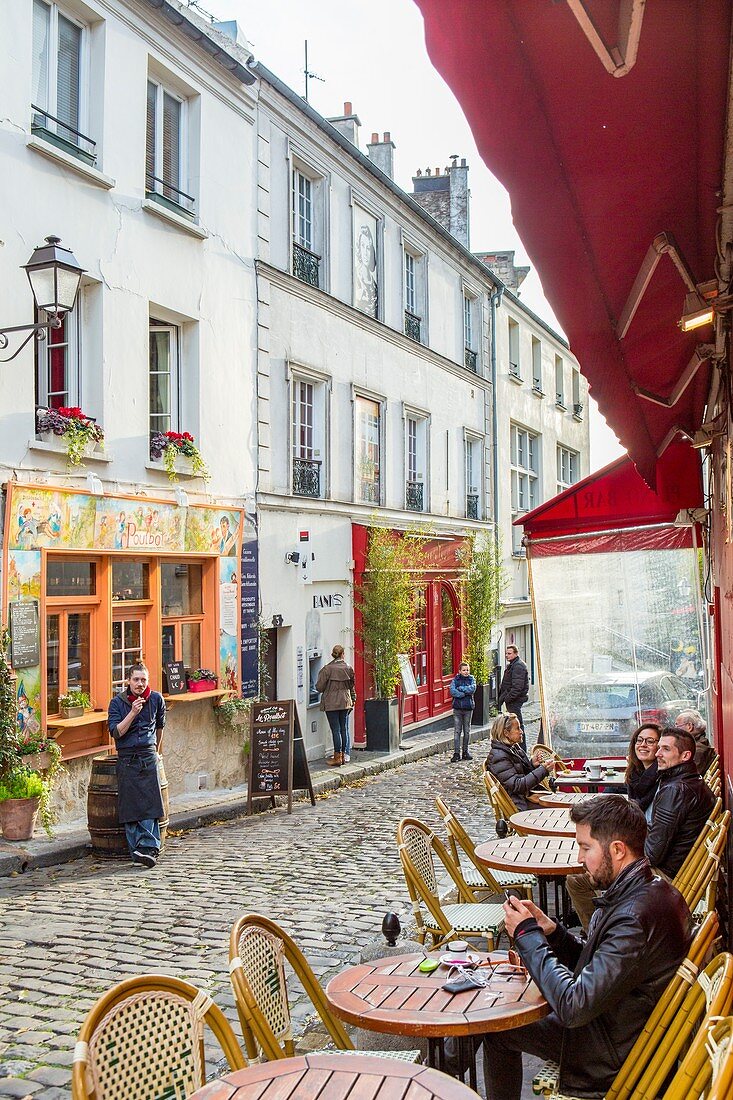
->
xmin=354 ymin=526 xmax=424 ymax=752
xmin=215 ymin=694 xmax=250 ymax=729
xmin=36 ymin=406 xmax=104 ymax=468
xmin=187 ymin=668 xmax=218 ymax=692
xmin=150 ymin=430 xmax=210 ymax=483
xmin=20 ymin=733 xmax=59 ymax=773
xmin=0 ymin=769 xmax=43 ymax=840
xmin=59 ymin=689 xmax=91 ymax=719
xmin=460 ymin=531 xmax=508 ymax=726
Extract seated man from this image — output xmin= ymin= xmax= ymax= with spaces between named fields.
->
xmin=567 ymin=727 xmax=715 ymax=928
xmin=485 ymin=796 xmax=690 ymax=1100
xmin=675 ymin=709 xmax=715 ymax=774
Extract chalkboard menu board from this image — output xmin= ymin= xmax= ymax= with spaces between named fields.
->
xmin=163 ymin=661 xmax=186 ymax=695
xmin=10 ymin=600 xmax=40 ymax=669
xmin=247 ymin=699 xmax=315 ymax=814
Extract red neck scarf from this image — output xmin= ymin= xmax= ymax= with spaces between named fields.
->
xmin=127 ymin=686 xmax=152 ymax=702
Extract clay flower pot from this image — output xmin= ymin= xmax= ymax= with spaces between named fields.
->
xmin=0 ymin=796 xmax=41 ymax=841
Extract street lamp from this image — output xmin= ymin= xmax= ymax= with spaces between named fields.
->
xmin=0 ymin=235 xmax=85 ymax=362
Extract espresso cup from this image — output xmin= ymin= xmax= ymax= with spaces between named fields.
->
xmin=448 ymin=939 xmax=469 ymax=955
xmin=586 ymin=763 xmax=602 ymax=779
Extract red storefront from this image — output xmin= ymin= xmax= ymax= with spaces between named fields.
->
xmin=351 ymin=524 xmax=467 ymax=745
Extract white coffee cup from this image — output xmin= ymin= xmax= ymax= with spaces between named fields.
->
xmin=586 ymin=763 xmax=602 ymax=779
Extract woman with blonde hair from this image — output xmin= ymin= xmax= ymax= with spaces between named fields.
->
xmin=486 ymin=713 xmax=555 ymax=811
xmin=316 ymin=645 xmax=356 ymax=766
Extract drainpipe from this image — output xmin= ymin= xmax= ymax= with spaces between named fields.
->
xmin=489 ymin=283 xmax=504 ymax=549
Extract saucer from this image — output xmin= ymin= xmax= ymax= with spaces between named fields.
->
xmin=439 ymin=952 xmax=478 ymax=966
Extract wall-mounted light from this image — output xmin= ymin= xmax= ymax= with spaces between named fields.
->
xmin=175 ymin=487 xmax=189 ymax=508
xmin=679 ymin=291 xmax=715 ymax=332
xmin=0 ymin=236 xmax=85 ymax=362
xmin=86 ymin=472 xmax=104 ymax=496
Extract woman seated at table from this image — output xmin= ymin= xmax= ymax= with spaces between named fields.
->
xmin=487 ymin=713 xmax=556 ymax=811
xmin=625 ymin=721 xmax=662 ymax=815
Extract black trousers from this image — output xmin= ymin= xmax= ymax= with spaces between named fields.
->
xmin=482 ymin=1016 xmax=603 ymax=1100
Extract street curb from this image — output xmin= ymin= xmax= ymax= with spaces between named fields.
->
xmin=0 ymin=726 xmax=489 ymax=878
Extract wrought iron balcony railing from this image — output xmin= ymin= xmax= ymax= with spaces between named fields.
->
xmin=508 ymin=361 xmax=521 ymax=380
xmin=31 ymin=104 xmax=97 ymax=164
xmin=359 ymin=479 xmax=381 ymax=505
xmin=573 ymin=401 xmax=584 ymax=419
xmin=466 ymin=493 xmax=479 ymax=520
xmin=406 ymin=480 xmax=424 ymax=511
xmin=293 ymin=456 xmax=321 ymax=498
xmin=404 ymin=310 xmax=422 ymax=343
xmin=145 ymin=171 xmax=196 ymax=216
xmin=464 ymin=347 xmax=478 ymax=372
xmin=292 ymin=242 xmax=321 ymax=288
xmin=556 ymin=393 xmax=566 ymax=408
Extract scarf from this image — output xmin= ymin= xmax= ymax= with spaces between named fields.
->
xmin=127 ymin=686 xmax=152 ymax=703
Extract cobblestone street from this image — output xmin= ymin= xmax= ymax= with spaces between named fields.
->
xmin=0 ymin=740 xmax=507 ymax=1099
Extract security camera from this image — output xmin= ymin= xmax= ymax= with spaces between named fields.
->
xmin=284 ymin=551 xmax=301 ymax=565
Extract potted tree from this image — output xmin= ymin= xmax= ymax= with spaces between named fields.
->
xmin=354 ymin=526 xmax=423 ymax=752
xmin=460 ymin=531 xmax=508 ymax=726
xmin=59 ymin=689 xmax=91 ymax=719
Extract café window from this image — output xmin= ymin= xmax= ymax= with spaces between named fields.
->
xmin=112 ymin=619 xmax=143 ymax=695
xmin=47 ymin=559 xmax=96 ymax=596
xmin=161 ymin=561 xmax=204 ymax=672
xmin=112 ymin=560 xmax=150 ymax=602
xmin=46 ymin=609 xmax=92 ymax=714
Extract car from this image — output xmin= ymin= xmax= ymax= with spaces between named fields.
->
xmin=550 ymin=670 xmax=697 ymax=759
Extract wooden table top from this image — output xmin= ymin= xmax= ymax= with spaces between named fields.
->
xmin=190 ymin=1053 xmax=478 ymax=1099
xmin=510 ymin=807 xmax=575 ymax=837
xmin=325 ymin=951 xmax=548 ymax=1038
xmin=555 ymin=770 xmax=626 ymax=788
xmin=536 ymin=790 xmax=594 ymax=808
xmin=475 ymin=835 xmax=583 ymax=875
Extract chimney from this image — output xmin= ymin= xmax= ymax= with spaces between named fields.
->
xmin=327 ymin=100 xmax=361 ymax=147
xmin=448 ymin=155 xmax=470 ymax=249
xmin=411 ymin=156 xmax=470 ymax=247
xmin=367 ymin=130 xmax=396 ymax=179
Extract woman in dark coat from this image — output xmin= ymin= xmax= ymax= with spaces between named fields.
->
xmin=625 ymin=722 xmax=662 ymax=814
xmin=486 ymin=713 xmax=555 ymax=811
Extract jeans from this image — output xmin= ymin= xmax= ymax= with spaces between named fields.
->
xmin=125 ymin=818 xmax=160 ymax=856
xmin=483 ymin=1015 xmax=575 ymax=1100
xmin=327 ymin=709 xmax=350 ymax=755
xmin=453 ymin=709 xmax=472 ymax=756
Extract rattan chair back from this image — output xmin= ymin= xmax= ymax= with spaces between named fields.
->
xmin=608 ymin=910 xmax=719 ymax=1100
xmin=482 ymin=766 xmax=519 ymax=823
xmin=71 ymin=974 xmax=244 ymax=1100
xmin=629 ymin=951 xmax=733 ymax=1099
xmin=228 ymin=914 xmax=352 ymax=1062
xmin=677 ymin=811 xmax=730 ymax=915
xmin=396 ymin=816 xmax=475 ymax=940
xmin=673 ymin=798 xmax=722 ymax=896
xmin=528 ymin=745 xmax=582 ymax=792
xmin=435 ymin=796 xmax=502 ymax=892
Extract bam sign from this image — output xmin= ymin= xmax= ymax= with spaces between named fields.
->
xmin=313 ymin=592 xmax=344 ymax=609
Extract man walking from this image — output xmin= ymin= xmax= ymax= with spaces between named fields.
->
xmin=449 ymin=660 xmax=475 ymax=763
xmin=498 ymin=645 xmax=529 ymax=735
xmin=108 ymin=661 xmax=166 ymax=868
xmin=484 ymin=796 xmax=690 ymax=1100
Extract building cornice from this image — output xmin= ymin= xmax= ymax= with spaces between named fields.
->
xmin=256 ymin=491 xmax=491 ymax=536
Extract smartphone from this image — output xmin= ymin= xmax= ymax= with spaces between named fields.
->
xmin=503 ymin=888 xmax=525 ymax=902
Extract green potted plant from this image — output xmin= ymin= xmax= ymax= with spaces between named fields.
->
xmin=460 ymin=531 xmax=508 ymax=726
xmin=0 ymin=769 xmax=44 ymax=841
xmin=59 ymin=689 xmax=91 ymax=719
xmin=354 ymin=526 xmax=423 ymax=752
xmin=214 ymin=694 xmax=251 ymax=729
xmin=36 ymin=406 xmax=104 ymax=469
xmin=150 ymin=430 xmax=210 ymax=483
xmin=187 ymin=668 xmax=218 ymax=692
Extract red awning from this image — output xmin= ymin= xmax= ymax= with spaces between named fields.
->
xmin=415 ymin=0 xmax=730 ymax=484
xmin=516 ymin=440 xmax=702 ymax=553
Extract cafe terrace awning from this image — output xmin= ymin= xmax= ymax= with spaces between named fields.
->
xmin=516 ymin=440 xmax=702 ymax=555
xmin=415 ymin=0 xmax=731 ymax=486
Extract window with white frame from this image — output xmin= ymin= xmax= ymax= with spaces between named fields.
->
xmin=146 ymin=77 xmax=194 ymax=215
xmin=35 ymin=304 xmax=80 ymax=412
xmin=557 ymin=445 xmax=579 ymax=493
xmin=465 ymin=435 xmax=483 ymax=520
xmin=356 ymin=396 xmax=381 ymax=505
xmin=149 ymin=319 xmax=179 ymax=439
xmin=291 ymin=161 xmax=327 ymax=289
xmin=32 ymin=0 xmax=95 ymax=162
xmin=405 ymin=413 xmax=427 ymax=512
xmin=403 ymin=246 xmax=426 ymax=343
xmin=508 ymin=318 xmax=521 ymax=378
xmin=463 ymin=291 xmax=478 ymax=372
xmin=555 ymin=355 xmax=565 ymax=406
xmin=532 ymin=337 xmax=543 ymax=393
xmin=510 ymin=424 xmax=540 ymax=554
xmin=292 ymin=375 xmax=327 ymax=498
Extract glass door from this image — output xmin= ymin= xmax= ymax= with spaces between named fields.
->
xmin=112 ymin=618 xmax=143 ymax=695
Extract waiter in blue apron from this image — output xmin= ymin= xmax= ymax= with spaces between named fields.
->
xmin=107 ymin=660 xmax=166 ymax=868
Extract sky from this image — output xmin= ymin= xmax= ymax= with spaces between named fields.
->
xmin=204 ymin=0 xmax=624 ymax=471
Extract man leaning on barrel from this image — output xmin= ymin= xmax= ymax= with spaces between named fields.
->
xmin=107 ymin=660 xmax=166 ymax=868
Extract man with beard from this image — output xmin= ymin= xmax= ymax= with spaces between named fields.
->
xmin=482 ymin=796 xmax=690 ymax=1100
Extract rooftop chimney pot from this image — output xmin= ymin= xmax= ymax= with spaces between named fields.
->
xmin=383 ymin=131 xmax=390 ymax=142
xmin=371 ymin=132 xmax=379 ymax=143
xmin=461 ymin=157 xmax=467 ymax=167
xmin=344 ymin=101 xmax=352 ymax=115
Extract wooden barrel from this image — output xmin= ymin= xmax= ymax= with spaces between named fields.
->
xmin=87 ymin=755 xmax=170 ymax=858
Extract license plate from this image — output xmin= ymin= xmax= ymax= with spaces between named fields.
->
xmin=579 ymin=721 xmax=617 ymax=732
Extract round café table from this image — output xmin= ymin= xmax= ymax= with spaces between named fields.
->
xmin=326 ymin=950 xmax=548 ymax=1092
xmin=510 ymin=807 xmax=574 ymax=837
xmin=536 ymin=790 xmax=596 ymax=808
xmin=554 ymin=769 xmax=626 ymax=790
xmin=189 ymin=1053 xmax=478 ymax=1099
xmin=475 ymin=834 xmax=583 ymax=918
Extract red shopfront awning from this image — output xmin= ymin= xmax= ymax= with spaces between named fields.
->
xmin=414 ymin=0 xmax=731 ymax=486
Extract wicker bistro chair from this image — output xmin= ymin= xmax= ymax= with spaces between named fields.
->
xmin=676 ymin=811 xmax=730 ymax=916
xmin=434 ymin=796 xmax=536 ymax=900
xmin=532 ymin=910 xmax=720 ymax=1098
xmin=704 ymin=756 xmax=721 ymax=797
xmin=672 ymin=798 xmax=722 ymax=900
xmin=483 ymin=767 xmax=520 ymax=828
xmin=528 ymin=745 xmax=582 ymax=793
xmin=397 ymin=817 xmax=506 ymax=948
xmin=664 ymin=1015 xmax=733 ymax=1100
xmin=228 ymin=914 xmax=420 ymax=1064
xmin=71 ymin=974 xmax=245 ymax=1100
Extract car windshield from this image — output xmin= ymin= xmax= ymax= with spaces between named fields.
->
xmin=561 ymin=683 xmax=639 ymax=709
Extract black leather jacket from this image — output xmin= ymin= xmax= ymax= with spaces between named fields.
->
xmin=498 ymin=656 xmax=529 ymax=708
xmin=646 ymin=760 xmax=715 ymax=877
xmin=514 ymin=859 xmax=690 ymax=1097
xmin=486 ymin=740 xmax=548 ymax=811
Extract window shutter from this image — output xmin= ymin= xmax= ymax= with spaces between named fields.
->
xmin=32 ymin=0 xmax=50 ymax=113
xmin=146 ymin=81 xmax=157 ymax=188
xmin=162 ymin=91 xmax=181 ymax=195
xmin=56 ymin=13 xmax=81 ymax=135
